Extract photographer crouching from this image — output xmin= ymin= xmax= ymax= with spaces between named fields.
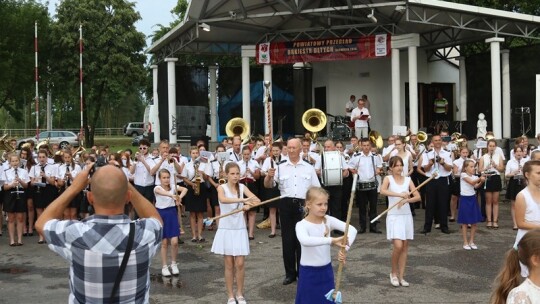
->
xmin=36 ymin=164 xmax=163 ymax=303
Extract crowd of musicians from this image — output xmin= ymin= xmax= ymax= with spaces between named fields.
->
xmin=2 ymin=130 xmax=540 ymax=292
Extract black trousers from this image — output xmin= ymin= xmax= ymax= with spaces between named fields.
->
xmin=424 ymin=176 xmax=451 ymax=231
xmin=356 ymin=188 xmax=378 ymax=230
xmin=134 ymin=184 xmax=155 ymax=203
xmin=279 ymin=197 xmax=304 ymax=279
xmin=340 ymin=175 xmax=353 ymax=222
xmin=325 ymin=185 xmax=344 ymax=220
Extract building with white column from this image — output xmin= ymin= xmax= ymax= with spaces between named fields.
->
xmin=147 ymin=0 xmax=540 ymax=141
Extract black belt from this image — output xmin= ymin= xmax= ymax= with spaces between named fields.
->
xmin=283 ymin=197 xmax=305 ymax=204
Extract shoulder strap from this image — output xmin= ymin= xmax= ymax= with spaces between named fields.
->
xmin=110 ymin=222 xmax=135 ymax=301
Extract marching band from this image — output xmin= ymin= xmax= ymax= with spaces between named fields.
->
xmin=2 ymin=111 xmax=540 ymax=302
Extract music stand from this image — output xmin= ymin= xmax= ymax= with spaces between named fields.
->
xmin=513 ymin=107 xmax=531 ymax=136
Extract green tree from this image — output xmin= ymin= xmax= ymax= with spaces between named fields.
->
xmin=49 ymin=0 xmax=146 ymax=146
xmin=0 ymin=0 xmax=52 ymax=125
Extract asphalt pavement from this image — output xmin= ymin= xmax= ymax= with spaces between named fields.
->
xmin=0 ymin=200 xmax=516 ymax=304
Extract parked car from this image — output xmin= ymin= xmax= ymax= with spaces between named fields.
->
xmin=17 ymin=130 xmax=80 ymax=150
xmin=131 ymin=134 xmax=149 ymax=146
xmin=123 ymin=122 xmax=145 ymax=137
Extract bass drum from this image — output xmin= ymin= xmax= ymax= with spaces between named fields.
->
xmin=322 ymin=151 xmax=343 ymax=186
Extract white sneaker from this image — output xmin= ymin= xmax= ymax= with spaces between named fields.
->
xmin=463 ymin=244 xmax=471 ymax=250
xmin=435 ymin=224 xmax=440 ymax=229
xmin=162 ymin=265 xmax=172 ymax=277
xmin=469 ymin=243 xmax=478 ymax=250
xmin=170 ymin=262 xmax=179 ymax=275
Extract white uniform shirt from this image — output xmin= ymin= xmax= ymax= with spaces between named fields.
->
xmin=300 ymin=151 xmax=322 ymax=170
xmin=382 ymin=144 xmax=395 ymax=159
xmin=460 ymin=173 xmax=478 ymax=196
xmin=296 ymin=216 xmax=357 ymax=267
xmin=133 ymin=155 xmax=157 ymax=187
xmin=505 ymin=158 xmax=527 ymax=177
xmin=153 ymin=157 xmax=179 ymax=186
xmin=272 ymin=159 xmax=321 ymax=199
xmin=419 ymin=150 xmax=432 ymax=178
xmin=480 ymin=153 xmax=503 ymax=175
xmin=154 ymin=186 xmax=175 ymax=209
xmin=345 ymin=100 xmax=354 ymax=118
xmin=56 ymin=163 xmax=82 ymax=183
xmin=3 ymin=167 xmax=30 ymax=188
xmin=453 ymin=157 xmax=468 ymax=177
xmin=348 ymin=152 xmax=382 ymax=182
xmin=237 ymin=159 xmax=260 ymax=180
xmin=425 ymin=149 xmax=453 ymax=177
xmin=261 ymin=156 xmax=288 ymax=174
xmin=180 ymin=161 xmax=203 ymax=181
xmin=228 ymin=150 xmax=242 ymax=162
xmin=350 ymin=107 xmax=370 ymax=128
xmin=29 ymin=163 xmax=57 ymax=181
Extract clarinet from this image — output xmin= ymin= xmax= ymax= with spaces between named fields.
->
xmin=14 ymin=168 xmax=21 ymax=200
xmin=65 ymin=164 xmax=71 ymax=189
xmin=36 ymin=165 xmax=46 ymax=193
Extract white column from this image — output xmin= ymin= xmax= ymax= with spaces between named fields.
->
xmin=391 ymin=48 xmax=401 ymax=127
xmin=536 ymin=75 xmax=540 ymax=136
xmin=209 ymin=66 xmax=218 ymax=141
xmin=165 ymin=58 xmax=178 ymax=144
xmin=151 ymin=64 xmax=160 ymax=144
xmin=501 ymin=50 xmax=511 ymax=138
xmin=408 ymin=45 xmax=418 ymax=133
xmin=242 ymin=56 xmax=251 ymax=127
xmin=485 ymin=37 xmax=504 ymax=138
xmin=457 ymin=57 xmax=467 ymax=122
xmin=263 ymin=64 xmax=273 ymax=135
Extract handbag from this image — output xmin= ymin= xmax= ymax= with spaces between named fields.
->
xmin=110 ymin=222 xmax=135 ymax=301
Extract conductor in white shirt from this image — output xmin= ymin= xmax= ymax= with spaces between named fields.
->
xmin=350 ymin=98 xmax=371 ymax=139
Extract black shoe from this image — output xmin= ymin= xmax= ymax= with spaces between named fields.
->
xmin=282 ymin=277 xmax=296 ymax=285
xmin=441 ymin=229 xmax=451 ymax=234
xmin=179 ymin=239 xmax=184 ymax=244
xmin=369 ymin=229 xmax=382 ymax=234
xmin=419 ymin=229 xmax=430 ymax=235
xmin=358 ymin=229 xmax=366 ymax=234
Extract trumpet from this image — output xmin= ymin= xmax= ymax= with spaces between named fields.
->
xmin=193 ymin=160 xmax=202 ymax=196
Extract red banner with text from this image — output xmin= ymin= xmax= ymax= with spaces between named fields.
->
xmin=256 ymin=34 xmax=390 ymax=64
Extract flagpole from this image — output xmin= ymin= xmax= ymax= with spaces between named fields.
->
xmin=79 ymin=24 xmax=84 ymax=146
xmin=35 ymin=21 xmax=39 ymax=140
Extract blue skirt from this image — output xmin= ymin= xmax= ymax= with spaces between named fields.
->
xmin=457 ymin=195 xmax=483 ymax=225
xmin=158 ymin=206 xmax=180 ymax=239
xmin=295 ymin=263 xmax=335 ymax=304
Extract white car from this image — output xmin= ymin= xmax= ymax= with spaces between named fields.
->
xmin=18 ymin=130 xmax=80 ymax=150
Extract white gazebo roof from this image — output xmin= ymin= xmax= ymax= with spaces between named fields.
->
xmin=148 ymin=0 xmax=540 ymax=61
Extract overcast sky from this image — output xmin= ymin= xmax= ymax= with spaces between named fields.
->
xmin=45 ymin=0 xmax=179 ymax=47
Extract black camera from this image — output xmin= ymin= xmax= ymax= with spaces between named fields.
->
xmin=90 ymin=156 xmax=108 ymax=176
xmin=435 ymin=156 xmax=441 ymax=163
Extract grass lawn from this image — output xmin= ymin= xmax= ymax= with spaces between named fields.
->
xmin=91 ymin=136 xmax=135 ymax=154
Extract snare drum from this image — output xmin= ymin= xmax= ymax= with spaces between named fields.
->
xmin=357 ymin=180 xmax=378 ymax=191
xmin=322 ymin=151 xmax=343 ymax=186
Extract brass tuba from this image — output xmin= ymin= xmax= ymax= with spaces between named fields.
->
xmin=369 ymin=130 xmax=384 ymax=150
xmin=0 ymin=135 xmax=15 ymax=161
xmin=302 ymin=108 xmax=327 ymax=141
xmin=225 ymin=117 xmax=250 ymax=144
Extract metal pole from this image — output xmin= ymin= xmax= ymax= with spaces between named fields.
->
xmin=79 ymin=24 xmax=84 ymax=145
xmin=35 ymin=21 xmax=39 ymax=139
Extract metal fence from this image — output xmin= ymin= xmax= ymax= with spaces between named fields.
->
xmin=1 ymin=128 xmax=125 ymax=138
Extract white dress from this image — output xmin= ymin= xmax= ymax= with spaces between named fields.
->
xmin=506 ymin=278 xmax=540 ymax=304
xmin=514 ymin=187 xmax=540 ymax=277
xmin=386 ymin=176 xmax=414 ymax=241
xmin=211 ymin=184 xmax=250 ymax=256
